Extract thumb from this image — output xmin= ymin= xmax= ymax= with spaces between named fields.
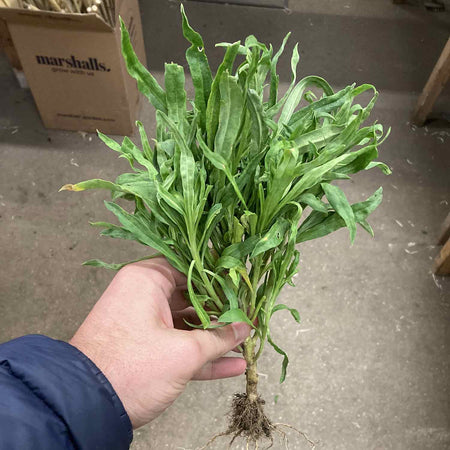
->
xmin=192 ymin=322 xmax=251 ymax=363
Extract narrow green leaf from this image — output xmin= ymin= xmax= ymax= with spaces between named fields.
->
xmin=206 ymin=41 xmax=241 ymax=146
xmin=104 ymin=201 xmax=187 ymax=273
xmin=136 ymin=121 xmax=153 ymax=160
xmin=322 ymin=183 xmax=356 ymax=244
xmin=251 ymin=218 xmax=290 ymax=258
xmin=215 ymin=255 xmax=244 ymax=270
xmin=366 ymin=161 xmax=392 ymax=175
xmin=60 ymin=179 xmax=119 ymax=192
xmin=271 ymin=304 xmax=301 ymax=323
xmin=205 ymin=269 xmax=239 ymax=310
xmin=240 ymin=211 xmax=258 ymax=235
xmin=358 ymin=219 xmax=374 ymax=236
xmin=247 ymin=89 xmax=269 ymax=151
xmin=278 ymin=76 xmax=334 ymax=128
xmin=200 ymin=203 xmax=224 ymax=258
xmin=197 ymin=131 xmax=248 ymax=208
xmin=269 ymin=33 xmax=291 ymax=107
xmin=121 ymin=137 xmax=158 ymax=178
xmin=222 ymin=235 xmax=260 ymax=260
xmin=214 ymin=72 xmax=244 ymax=162
xmin=298 ymin=193 xmax=328 ymax=214
xmin=267 ymin=331 xmax=289 ymax=383
xmin=83 ymin=254 xmax=162 ymax=271
xmin=296 ymin=188 xmax=383 ymax=243
xmin=180 ymin=4 xmax=212 ymax=129
xmin=120 ymin=17 xmax=167 ymax=112
xmin=188 ymin=260 xmax=211 ymax=328
xmin=218 ymin=308 xmax=254 ymax=327
xmin=164 ymin=63 xmax=187 ymax=132
xmin=353 ymin=187 xmax=383 ymax=221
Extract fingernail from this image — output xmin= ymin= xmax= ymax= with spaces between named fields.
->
xmin=232 ymin=322 xmax=251 ymax=343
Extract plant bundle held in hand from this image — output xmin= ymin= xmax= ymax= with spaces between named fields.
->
xmin=62 ymin=5 xmax=390 ymax=448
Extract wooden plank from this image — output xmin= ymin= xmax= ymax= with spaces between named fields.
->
xmin=411 ymin=37 xmax=450 ymax=126
xmin=438 ymin=212 xmax=450 ymax=246
xmin=434 ymin=237 xmax=450 ymax=276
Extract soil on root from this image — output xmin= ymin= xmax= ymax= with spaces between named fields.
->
xmin=198 ymin=393 xmax=316 ymax=450
xmin=227 ymin=393 xmax=273 ymax=442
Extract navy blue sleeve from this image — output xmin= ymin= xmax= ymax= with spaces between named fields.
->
xmin=0 ymin=335 xmax=133 ymax=450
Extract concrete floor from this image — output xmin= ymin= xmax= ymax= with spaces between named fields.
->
xmin=1 ymin=0 xmax=450 ymax=449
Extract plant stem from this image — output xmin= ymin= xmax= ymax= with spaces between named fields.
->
xmin=244 ymin=336 xmax=259 ymax=402
xmin=187 ymin=223 xmax=224 ymax=311
xmin=248 ymin=255 xmax=263 ymax=316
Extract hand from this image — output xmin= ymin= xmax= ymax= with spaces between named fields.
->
xmin=69 ymin=258 xmax=251 ymax=429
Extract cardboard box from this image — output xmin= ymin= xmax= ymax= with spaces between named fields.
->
xmin=0 ymin=0 xmax=146 ymax=135
xmin=0 ymin=18 xmax=22 ymax=70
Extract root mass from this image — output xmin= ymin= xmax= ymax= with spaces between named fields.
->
xmin=227 ymin=392 xmax=273 ymax=442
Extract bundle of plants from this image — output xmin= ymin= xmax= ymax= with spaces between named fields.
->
xmin=62 ymin=5 xmax=390 ymax=448
xmin=1 ymin=0 xmax=115 ymax=26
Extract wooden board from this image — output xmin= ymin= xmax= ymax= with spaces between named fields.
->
xmin=434 ymin=237 xmax=450 ymax=276
xmin=411 ymin=37 xmax=450 ymax=126
xmin=438 ymin=213 xmax=450 ymax=246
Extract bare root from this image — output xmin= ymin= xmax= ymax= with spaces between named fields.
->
xmin=197 ymin=339 xmax=317 ymax=449
xmin=197 ymin=393 xmax=317 ymax=450
xmin=273 ymin=423 xmax=317 ymax=449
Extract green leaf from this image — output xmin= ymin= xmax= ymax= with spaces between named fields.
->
xmin=366 ymin=161 xmax=392 ymax=175
xmin=97 ymin=130 xmax=121 ymax=152
xmin=358 ymin=219 xmax=374 ymax=236
xmin=180 ymin=4 xmax=212 ymax=130
xmin=353 ymin=187 xmax=383 ymax=221
xmin=164 ymin=63 xmax=187 ymax=132
xmin=197 ymin=131 xmax=248 ymax=208
xmin=322 ymin=183 xmax=356 ymax=244
xmin=292 ymin=125 xmax=343 ymax=151
xmin=278 ymin=76 xmax=333 ymax=128
xmin=104 ymin=201 xmax=187 ymax=273
xmin=205 ymin=270 xmax=239 ymax=310
xmin=120 ymin=17 xmax=167 ymax=113
xmin=93 ymin=222 xmax=143 ymax=243
xmin=206 ymin=41 xmax=241 ymax=146
xmin=247 ymin=89 xmax=269 ymax=151
xmin=269 ymin=33 xmax=291 ymax=107
xmin=271 ymin=304 xmax=301 ymax=323
xmin=222 ymin=235 xmax=260 ymax=260
xmin=297 ymin=188 xmax=383 ymax=243
xmin=214 ymin=72 xmax=244 ymax=162
xmin=251 ymin=218 xmax=290 ymax=257
xmin=282 ymin=152 xmax=352 ymax=207
xmin=337 ymin=145 xmax=378 ymax=174
xmin=200 ymin=203 xmax=224 ymax=259
xmin=136 ymin=121 xmax=153 ymax=160
xmin=229 ymin=268 xmax=240 ymax=287
xmin=240 ymin=211 xmax=258 ymax=235
xmin=298 ymin=193 xmax=328 ymax=214
xmin=60 ymin=179 xmax=119 ymax=192
xmin=188 ymin=260 xmax=210 ymax=329
xmin=83 ymin=254 xmax=162 ymax=271
xmin=121 ymin=137 xmax=158 ymax=177
xmin=216 ymin=255 xmax=244 ymax=270
xmin=267 ymin=331 xmax=289 ymax=383
xmin=218 ymin=308 xmax=254 ymax=327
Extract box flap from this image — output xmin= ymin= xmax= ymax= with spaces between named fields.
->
xmin=0 ymin=7 xmax=112 ymax=32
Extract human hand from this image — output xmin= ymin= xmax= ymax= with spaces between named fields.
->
xmin=69 ymin=258 xmax=251 ymax=429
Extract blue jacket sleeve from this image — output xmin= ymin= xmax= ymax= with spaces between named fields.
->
xmin=0 ymin=335 xmax=133 ymax=450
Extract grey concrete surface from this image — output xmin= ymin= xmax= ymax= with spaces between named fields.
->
xmin=1 ymin=1 xmax=450 ymax=449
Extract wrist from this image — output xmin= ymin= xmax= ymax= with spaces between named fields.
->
xmin=69 ymin=335 xmax=139 ymax=428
